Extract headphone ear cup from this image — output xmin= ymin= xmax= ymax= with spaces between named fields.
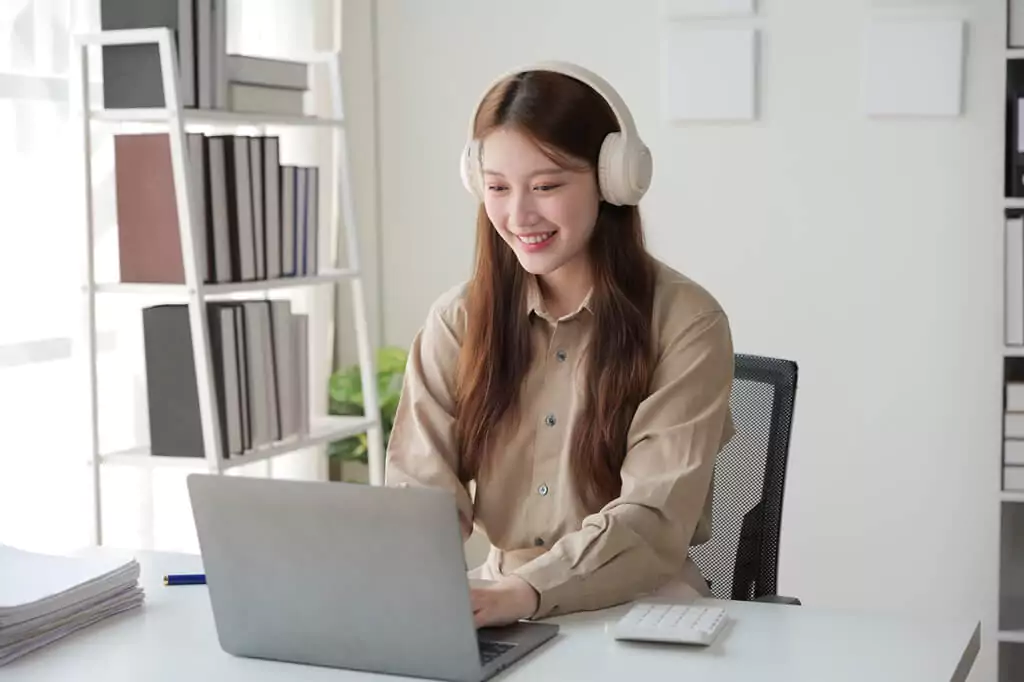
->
xmin=625 ymin=137 xmax=653 ymax=204
xmin=460 ymin=139 xmax=482 ymax=198
xmin=597 ymin=132 xmax=627 ymax=206
xmin=598 ymin=132 xmax=652 ymax=206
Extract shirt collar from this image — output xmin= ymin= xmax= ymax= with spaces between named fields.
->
xmin=524 ymin=274 xmax=594 ymax=323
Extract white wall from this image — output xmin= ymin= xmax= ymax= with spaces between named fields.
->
xmin=355 ymin=1 xmax=1004 ymax=679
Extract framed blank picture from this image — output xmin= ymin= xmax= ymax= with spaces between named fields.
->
xmin=660 ymin=24 xmax=758 ymax=122
xmin=861 ymin=17 xmax=965 ymax=117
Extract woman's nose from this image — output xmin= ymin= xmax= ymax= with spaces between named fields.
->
xmin=510 ymin=191 xmax=540 ymax=227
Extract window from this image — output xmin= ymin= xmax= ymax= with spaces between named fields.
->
xmin=0 ymin=0 xmax=339 ymax=555
xmin=0 ymin=0 xmax=99 ymax=552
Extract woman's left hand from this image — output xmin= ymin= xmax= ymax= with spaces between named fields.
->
xmin=470 ymin=576 xmax=539 ymax=628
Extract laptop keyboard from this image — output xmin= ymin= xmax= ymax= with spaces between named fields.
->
xmin=478 ymin=639 xmax=516 ymax=666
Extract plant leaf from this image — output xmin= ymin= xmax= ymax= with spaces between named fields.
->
xmin=329 ymin=369 xmax=362 ymax=405
xmin=376 ymin=346 xmax=408 ymax=375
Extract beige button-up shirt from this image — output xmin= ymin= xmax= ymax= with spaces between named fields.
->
xmin=385 ymin=258 xmax=735 ymax=619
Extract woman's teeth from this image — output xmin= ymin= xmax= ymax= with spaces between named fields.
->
xmin=519 ymin=232 xmax=554 ymax=244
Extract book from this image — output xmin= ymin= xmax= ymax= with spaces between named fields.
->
xmin=99 ymin=0 xmax=196 ymax=109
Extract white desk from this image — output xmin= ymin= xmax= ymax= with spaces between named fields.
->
xmin=3 ymin=550 xmax=979 ymax=681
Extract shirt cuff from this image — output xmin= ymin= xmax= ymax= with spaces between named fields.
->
xmin=512 ymin=550 xmax=586 ymax=619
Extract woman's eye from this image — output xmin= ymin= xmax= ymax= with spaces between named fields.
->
xmin=534 ymin=184 xmax=561 ymax=192
xmin=486 ymin=185 xmax=508 ymax=192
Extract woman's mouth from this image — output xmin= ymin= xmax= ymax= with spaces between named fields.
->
xmin=517 ymin=231 xmax=556 ymax=251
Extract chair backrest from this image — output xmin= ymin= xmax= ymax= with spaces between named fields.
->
xmin=688 ymin=354 xmax=798 ymax=601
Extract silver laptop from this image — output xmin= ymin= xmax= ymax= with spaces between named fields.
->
xmin=186 ymin=474 xmax=559 ymax=682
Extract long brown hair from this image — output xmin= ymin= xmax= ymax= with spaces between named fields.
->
xmin=454 ymin=70 xmax=656 ymax=512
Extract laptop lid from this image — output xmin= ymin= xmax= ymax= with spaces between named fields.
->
xmin=186 ymin=474 xmax=486 ymax=682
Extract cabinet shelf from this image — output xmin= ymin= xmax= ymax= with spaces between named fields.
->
xmin=92 ymin=269 xmax=359 ymax=298
xmin=101 ymin=416 xmax=375 ymax=472
xmin=90 ymin=107 xmax=344 ymax=130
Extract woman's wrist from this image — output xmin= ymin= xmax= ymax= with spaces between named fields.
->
xmin=507 ymin=575 xmax=540 ymax=619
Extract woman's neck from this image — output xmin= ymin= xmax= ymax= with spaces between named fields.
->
xmin=537 ymin=256 xmax=593 ymax=319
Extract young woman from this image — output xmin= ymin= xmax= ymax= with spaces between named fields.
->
xmin=385 ymin=61 xmax=735 ymax=628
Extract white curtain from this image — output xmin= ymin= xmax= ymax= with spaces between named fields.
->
xmin=0 ymin=0 xmax=340 ymax=555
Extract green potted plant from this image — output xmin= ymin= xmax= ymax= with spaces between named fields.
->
xmin=327 ymin=346 xmax=408 ymax=482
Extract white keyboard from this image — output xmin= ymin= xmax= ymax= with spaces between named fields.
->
xmin=612 ymin=602 xmax=727 ymax=646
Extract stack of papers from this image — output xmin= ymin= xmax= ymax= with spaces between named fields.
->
xmin=0 ymin=545 xmax=144 ymax=666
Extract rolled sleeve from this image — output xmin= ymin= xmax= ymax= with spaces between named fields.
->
xmin=514 ymin=310 xmax=734 ymax=618
xmin=384 ymin=294 xmax=475 ymax=540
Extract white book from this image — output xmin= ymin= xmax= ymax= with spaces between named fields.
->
xmin=226 ymin=54 xmax=308 ymax=90
xmin=228 ymin=83 xmax=306 ymax=116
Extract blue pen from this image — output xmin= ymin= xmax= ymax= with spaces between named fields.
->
xmin=163 ymin=573 xmax=206 ymax=586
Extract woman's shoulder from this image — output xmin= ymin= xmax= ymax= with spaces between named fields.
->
xmin=423 ymin=281 xmax=471 ymax=336
xmin=649 ymin=258 xmax=730 ymax=341
xmin=651 ymin=258 xmax=726 ymax=316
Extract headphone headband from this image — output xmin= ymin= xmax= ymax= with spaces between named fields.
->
xmin=464 ymin=60 xmax=642 ymax=145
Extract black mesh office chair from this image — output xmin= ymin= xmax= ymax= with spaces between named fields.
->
xmin=688 ymin=354 xmax=800 ymax=604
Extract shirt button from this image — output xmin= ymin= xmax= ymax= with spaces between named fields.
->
xmin=544 ymin=413 xmax=556 ymax=427
xmin=555 ymin=349 xmax=567 ymax=362
xmin=534 ymin=537 xmax=545 ymax=547
xmin=538 ymin=483 xmax=549 ymax=496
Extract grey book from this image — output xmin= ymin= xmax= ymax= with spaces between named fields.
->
xmin=269 ymin=300 xmax=294 ymax=439
xmin=142 ymin=304 xmax=203 ymax=458
xmin=264 ymin=137 xmax=282 ymax=280
xmin=249 ymin=137 xmax=266 ymax=280
xmin=280 ymin=165 xmax=297 ymax=277
xmin=100 ymin=0 xmax=196 ymax=109
xmin=241 ymin=301 xmax=271 ymax=448
xmin=206 ymin=136 xmax=233 ymax=283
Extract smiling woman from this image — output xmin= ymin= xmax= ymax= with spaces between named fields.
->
xmin=479 ymin=126 xmax=599 ymax=318
xmin=385 ymin=61 xmax=736 ymax=628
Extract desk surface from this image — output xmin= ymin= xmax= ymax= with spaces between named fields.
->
xmin=3 ymin=550 xmax=979 ymax=682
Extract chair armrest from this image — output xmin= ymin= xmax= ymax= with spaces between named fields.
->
xmin=753 ymin=594 xmax=801 ymax=605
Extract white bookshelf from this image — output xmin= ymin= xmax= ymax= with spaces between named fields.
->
xmin=71 ymin=27 xmax=384 ymax=545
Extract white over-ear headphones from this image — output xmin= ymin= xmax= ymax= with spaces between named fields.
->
xmin=459 ymin=60 xmax=653 ymax=207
